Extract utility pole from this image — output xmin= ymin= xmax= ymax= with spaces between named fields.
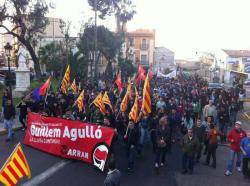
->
xmin=94 ymin=0 xmax=98 ymax=82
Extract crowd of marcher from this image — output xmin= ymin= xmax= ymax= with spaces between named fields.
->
xmin=1 ymin=72 xmax=250 ymax=186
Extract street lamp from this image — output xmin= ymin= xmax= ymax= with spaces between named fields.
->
xmin=4 ymin=42 xmax=13 ymax=99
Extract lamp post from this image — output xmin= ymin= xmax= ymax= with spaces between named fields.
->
xmin=4 ymin=42 xmax=13 ymax=100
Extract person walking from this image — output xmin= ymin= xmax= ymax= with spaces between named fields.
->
xmin=193 ymin=119 xmax=206 ymax=162
xmin=204 ymin=123 xmax=221 ymax=168
xmin=225 ymin=121 xmax=246 ymax=176
xmin=240 ymin=130 xmax=250 ymax=179
xmin=124 ymin=121 xmax=139 ymax=173
xmin=154 ymin=116 xmax=170 ymax=168
xmin=104 ymin=159 xmax=121 ymax=186
xmin=203 ymin=100 xmax=216 ymax=120
xmin=16 ymin=96 xmax=28 ymax=130
xmin=3 ymin=99 xmax=16 ymax=142
xmin=181 ymin=128 xmax=199 ymax=174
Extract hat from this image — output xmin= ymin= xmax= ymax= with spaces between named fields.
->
xmin=235 ymin=121 xmax=242 ymax=125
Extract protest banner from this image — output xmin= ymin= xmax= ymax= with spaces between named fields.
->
xmin=24 ymin=113 xmax=114 ymax=171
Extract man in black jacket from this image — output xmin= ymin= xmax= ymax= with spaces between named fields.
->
xmin=3 ymin=99 xmax=16 ymax=142
xmin=104 ymin=159 xmax=121 ymax=186
xmin=193 ymin=119 xmax=206 ymax=162
xmin=124 ymin=120 xmax=139 ymax=173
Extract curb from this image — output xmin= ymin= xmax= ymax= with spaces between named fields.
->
xmin=0 ymin=126 xmax=23 ymax=135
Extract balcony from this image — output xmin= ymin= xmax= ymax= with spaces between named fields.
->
xmin=141 ymin=44 xmax=149 ymax=50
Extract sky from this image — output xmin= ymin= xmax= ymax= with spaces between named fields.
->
xmin=46 ymin=0 xmax=250 ymax=58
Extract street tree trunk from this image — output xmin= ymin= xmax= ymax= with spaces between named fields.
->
xmin=19 ymin=38 xmax=42 ymax=79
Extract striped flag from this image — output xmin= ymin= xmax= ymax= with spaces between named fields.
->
xmin=141 ymin=73 xmax=151 ymax=115
xmin=102 ymin=91 xmax=113 ymax=111
xmin=92 ymin=93 xmax=107 ymax=114
xmin=74 ymin=90 xmax=84 ymax=112
xmin=0 ymin=143 xmax=31 ymax=186
xmin=120 ymin=79 xmax=131 ymax=112
xmin=129 ymin=88 xmax=139 ymax=123
xmin=61 ymin=65 xmax=70 ymax=94
xmin=70 ymin=79 xmax=78 ymax=93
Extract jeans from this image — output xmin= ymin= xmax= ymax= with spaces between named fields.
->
xmin=182 ymin=153 xmax=194 ymax=172
xmin=227 ymin=150 xmax=242 ymax=172
xmin=243 ymin=157 xmax=250 ymax=177
xmin=127 ymin=145 xmax=136 ymax=169
xmin=155 ymin=147 xmax=167 ymax=164
xmin=4 ymin=119 xmax=14 ymax=139
xmin=139 ymin=127 xmax=149 ymax=145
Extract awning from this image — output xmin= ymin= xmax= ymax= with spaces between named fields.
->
xmin=230 ymin=70 xmax=248 ymax=76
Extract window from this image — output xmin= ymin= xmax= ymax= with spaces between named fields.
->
xmin=129 ymin=38 xmax=134 ymax=46
xmin=141 ymin=54 xmax=148 ymax=66
xmin=141 ymin=39 xmax=148 ymax=50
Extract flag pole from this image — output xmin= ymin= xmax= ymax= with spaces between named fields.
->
xmin=43 ymin=78 xmax=51 ymax=110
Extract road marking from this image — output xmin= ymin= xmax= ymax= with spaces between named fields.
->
xmin=21 ymin=160 xmax=70 ymax=186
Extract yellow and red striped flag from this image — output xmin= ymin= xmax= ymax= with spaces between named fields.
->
xmin=129 ymin=88 xmax=139 ymax=123
xmin=120 ymin=79 xmax=131 ymax=112
xmin=102 ymin=91 xmax=113 ymax=111
xmin=61 ymin=65 xmax=70 ymax=94
xmin=0 ymin=143 xmax=31 ymax=186
xmin=141 ymin=73 xmax=151 ymax=115
xmin=92 ymin=93 xmax=107 ymax=114
xmin=70 ymin=79 xmax=78 ymax=94
xmin=74 ymin=90 xmax=84 ymax=112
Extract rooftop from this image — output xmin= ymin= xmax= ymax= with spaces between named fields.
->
xmin=223 ymin=49 xmax=250 ymax=57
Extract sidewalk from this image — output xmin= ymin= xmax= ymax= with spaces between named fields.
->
xmin=174 ymin=113 xmax=250 ymax=186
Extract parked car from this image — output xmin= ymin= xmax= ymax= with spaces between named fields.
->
xmin=208 ymin=83 xmax=224 ymax=89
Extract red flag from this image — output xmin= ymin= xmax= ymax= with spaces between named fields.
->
xmin=39 ymin=76 xmax=51 ymax=96
xmin=136 ymin=65 xmax=145 ymax=85
xmin=115 ymin=72 xmax=123 ymax=92
xmin=148 ymin=70 xmax=154 ymax=80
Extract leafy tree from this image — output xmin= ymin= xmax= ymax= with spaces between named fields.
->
xmin=88 ymin=0 xmax=136 ymax=32
xmin=78 ymin=25 xmax=123 ymax=79
xmin=0 ymin=0 xmax=49 ymax=78
xmin=38 ymin=42 xmax=62 ymax=75
xmin=118 ymin=57 xmax=136 ymax=80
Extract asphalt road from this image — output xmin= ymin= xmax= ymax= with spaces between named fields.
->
xmin=0 ymin=131 xmax=181 ymax=186
xmin=1 ymin=116 xmax=250 ymax=186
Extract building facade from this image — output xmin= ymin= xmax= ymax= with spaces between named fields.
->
xmin=218 ymin=50 xmax=250 ymax=84
xmin=0 ymin=17 xmax=66 ymax=71
xmin=154 ymin=47 xmax=175 ymax=73
xmin=123 ymin=29 xmax=155 ymax=68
